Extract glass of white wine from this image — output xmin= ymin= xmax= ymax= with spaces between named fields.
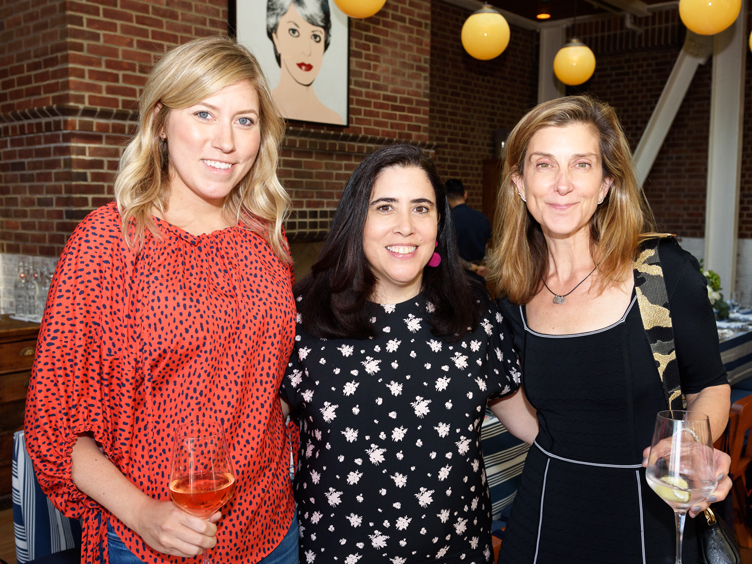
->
xmin=646 ymin=410 xmax=717 ymax=564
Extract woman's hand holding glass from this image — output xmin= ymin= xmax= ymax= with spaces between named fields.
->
xmin=645 ymin=411 xmax=719 ymax=564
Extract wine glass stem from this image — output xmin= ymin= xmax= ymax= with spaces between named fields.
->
xmin=673 ymin=510 xmax=687 ymax=564
xmin=203 ymin=546 xmax=210 ymax=564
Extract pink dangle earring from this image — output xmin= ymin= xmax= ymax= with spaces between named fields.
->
xmin=428 ymin=240 xmax=441 ymax=267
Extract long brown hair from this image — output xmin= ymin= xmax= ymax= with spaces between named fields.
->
xmin=488 ymin=95 xmax=657 ymax=304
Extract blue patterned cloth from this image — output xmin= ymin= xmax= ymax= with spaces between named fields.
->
xmin=12 ymin=430 xmax=81 ymax=563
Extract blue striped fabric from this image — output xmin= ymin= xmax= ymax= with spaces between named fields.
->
xmin=12 ymin=430 xmax=81 ymax=564
xmin=481 ymin=409 xmax=529 ymax=523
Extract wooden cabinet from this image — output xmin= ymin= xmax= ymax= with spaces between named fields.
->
xmin=0 ymin=315 xmax=39 ymax=509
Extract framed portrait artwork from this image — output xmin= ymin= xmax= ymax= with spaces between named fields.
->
xmin=231 ymin=0 xmax=350 ymax=127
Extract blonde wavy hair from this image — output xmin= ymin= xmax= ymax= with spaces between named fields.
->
xmin=114 ymin=36 xmax=290 ymax=262
xmin=488 ymin=95 xmax=657 ymax=304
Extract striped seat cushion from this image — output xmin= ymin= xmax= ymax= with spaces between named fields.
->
xmin=12 ymin=430 xmax=81 ymax=564
xmin=481 ymin=409 xmax=530 ymax=523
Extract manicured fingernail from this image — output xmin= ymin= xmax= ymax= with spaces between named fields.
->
xmin=692 ymin=505 xmax=702 ymax=513
xmin=708 ymin=496 xmax=718 ymax=503
xmin=641 ymin=457 xmax=647 ymax=465
xmin=717 ymin=474 xmax=725 ymax=481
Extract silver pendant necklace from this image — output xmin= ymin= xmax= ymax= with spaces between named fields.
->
xmin=541 ymin=264 xmax=599 ymax=304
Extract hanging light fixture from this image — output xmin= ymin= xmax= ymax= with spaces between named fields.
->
xmin=553 ymin=0 xmax=596 ymax=86
xmin=678 ymin=0 xmax=741 ymax=35
xmin=461 ymin=4 xmax=510 ymax=61
xmin=537 ymin=0 xmax=552 ymax=20
xmin=749 ymin=30 xmax=752 ymax=53
xmin=332 ymin=0 xmax=386 ymax=19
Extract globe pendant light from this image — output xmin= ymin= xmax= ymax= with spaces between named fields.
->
xmin=461 ymin=4 xmax=510 ymax=61
xmin=332 ymin=0 xmax=386 ymax=19
xmin=554 ymin=38 xmax=596 ymax=85
xmin=679 ymin=0 xmax=741 ymax=35
xmin=749 ymin=30 xmax=752 ymax=53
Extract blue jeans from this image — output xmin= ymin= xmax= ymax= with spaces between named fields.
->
xmin=105 ymin=511 xmax=299 ymax=564
xmin=257 ymin=510 xmax=299 ymax=564
xmin=107 ymin=520 xmax=146 ymax=564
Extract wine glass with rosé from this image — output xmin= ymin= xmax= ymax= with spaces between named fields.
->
xmin=169 ymin=420 xmax=236 ymax=564
xmin=646 ymin=410 xmax=717 ymax=564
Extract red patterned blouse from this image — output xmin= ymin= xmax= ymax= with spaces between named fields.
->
xmin=25 ymin=202 xmax=296 ymax=563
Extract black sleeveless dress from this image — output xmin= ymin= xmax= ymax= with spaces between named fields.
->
xmin=498 ymin=240 xmax=728 ymax=564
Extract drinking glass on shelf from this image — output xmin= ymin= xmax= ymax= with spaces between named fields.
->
xmin=169 ymin=421 xmax=236 ymax=564
xmin=646 ymin=410 xmax=716 ymax=564
xmin=731 ymin=291 xmax=741 ymax=313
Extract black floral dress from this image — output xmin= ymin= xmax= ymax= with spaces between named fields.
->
xmin=281 ymin=294 xmax=520 ymax=564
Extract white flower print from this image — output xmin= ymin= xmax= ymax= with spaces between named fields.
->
xmin=395 ymin=516 xmax=412 ymax=531
xmin=361 ymin=356 xmax=381 ymax=375
xmin=342 ymin=427 xmax=358 ymax=443
xmin=383 ymin=520 xmax=390 ymax=528
xmin=415 ymin=487 xmax=435 ymax=507
xmin=337 ymin=344 xmax=354 ymax=357
xmin=404 ymin=314 xmax=422 ymax=333
xmin=416 ymin=439 xmax=423 ymax=447
xmin=511 ymin=366 xmax=521 ymax=384
xmin=445 ymin=400 xmax=453 ymax=409
xmin=383 ymin=326 xmax=391 ymax=333
xmin=471 ymin=459 xmax=480 ymax=472
xmin=347 ymin=470 xmax=363 ymax=485
xmin=456 ymin=436 xmax=471 ymax=455
xmin=304 ymin=550 xmax=316 ymax=563
xmin=302 ymin=389 xmax=314 ymax=402
xmin=344 ymin=555 xmax=362 ymax=564
xmin=426 ymin=300 xmax=436 ymax=313
xmin=386 ymin=339 xmax=401 ymax=353
xmin=386 ymin=381 xmax=403 ymax=396
xmin=343 ymin=381 xmax=360 ymax=396
xmin=366 ymin=444 xmax=387 ymax=465
xmin=390 ymin=557 xmax=406 ymax=564
xmin=484 ymin=546 xmax=492 ymax=560
xmin=305 ymin=441 xmax=316 ymax=459
xmin=391 ymin=472 xmax=408 ymax=488
xmin=427 ymin=339 xmax=442 ymax=352
xmin=501 ymin=384 xmax=511 ymax=394
xmin=438 ymin=464 xmax=452 ymax=481
xmin=496 ymin=311 xmax=503 ymax=323
xmin=437 ymin=509 xmax=450 ymax=523
xmin=376 ymin=397 xmax=383 ymax=405
xmin=471 ymin=496 xmax=479 ymax=511
xmin=321 ymin=402 xmax=338 ymax=423
xmin=298 ymin=346 xmax=311 ymax=360
xmin=391 ymin=361 xmax=399 ymax=369
xmin=454 ymin=518 xmax=468 ymax=535
xmin=380 ymin=488 xmax=387 ymax=495
xmin=396 ymin=451 xmax=404 ymax=460
xmin=382 ymin=303 xmax=396 ymax=313
xmin=389 ymin=411 xmax=398 ymax=419
xmin=325 ymin=487 xmax=343 ymax=507
xmin=495 ymin=346 xmax=504 ymax=362
xmin=411 ymin=396 xmax=431 ymax=418
xmin=436 ymin=546 xmax=450 ymax=559
xmin=424 ymin=363 xmax=431 ymax=370
xmin=346 ymin=513 xmax=363 ymax=527
xmin=354 ymin=458 xmax=363 ymax=465
xmin=370 ymin=531 xmax=389 ymax=549
xmin=318 ymin=357 xmax=326 ymax=365
xmin=475 ymin=377 xmax=487 ymax=391
xmin=374 ymin=345 xmax=381 ymax=353
xmin=409 ymin=350 xmax=416 ymax=358
xmin=435 ymin=376 xmax=451 ymax=392
xmin=481 ymin=318 xmax=493 ymax=335
xmin=451 ymin=351 xmax=469 ymax=370
xmin=310 ymin=511 xmax=323 ymax=524
xmin=310 ymin=470 xmax=321 ymax=484
xmin=289 ymin=369 xmax=303 ymax=388
xmin=469 ymin=537 xmax=479 ymax=550
xmin=434 ymin=422 xmax=450 ymax=438
xmin=470 ymin=340 xmax=481 ymax=352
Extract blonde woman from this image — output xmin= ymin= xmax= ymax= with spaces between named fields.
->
xmin=25 ymin=37 xmax=299 ymax=564
xmin=489 ymin=95 xmax=731 ymax=563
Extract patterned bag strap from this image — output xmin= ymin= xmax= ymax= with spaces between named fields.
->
xmin=633 ymin=237 xmax=685 ymax=411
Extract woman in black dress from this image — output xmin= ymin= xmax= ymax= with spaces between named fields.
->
xmin=489 ymin=95 xmax=732 ymax=563
xmin=281 ymin=144 xmax=536 ymax=563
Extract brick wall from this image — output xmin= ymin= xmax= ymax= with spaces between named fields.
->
xmin=0 ymin=0 xmax=227 ymax=257
xmin=429 ymin=3 xmax=538 ymax=212
xmin=1 ymin=0 xmax=750 ymax=258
